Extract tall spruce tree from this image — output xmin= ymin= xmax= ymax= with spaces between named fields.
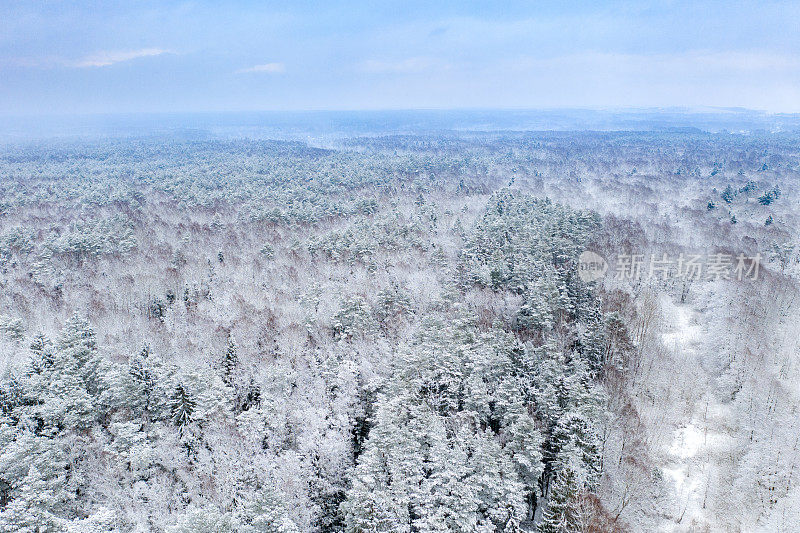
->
xmin=170 ymin=383 xmax=196 ymax=428
xmin=221 ymin=335 xmax=238 ymax=386
xmin=538 ymin=467 xmax=580 ymax=533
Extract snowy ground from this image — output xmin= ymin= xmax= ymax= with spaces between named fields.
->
xmin=658 ymin=292 xmax=734 ymax=532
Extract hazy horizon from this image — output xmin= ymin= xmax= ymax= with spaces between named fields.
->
xmin=3 ymin=107 xmax=800 ymax=142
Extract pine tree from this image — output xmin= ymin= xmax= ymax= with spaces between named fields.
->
xmin=166 ymin=505 xmax=239 ymax=533
xmin=538 ymin=468 xmax=579 ymax=533
xmin=170 ymin=383 xmax=196 ymax=428
xmin=0 ymin=465 xmax=70 ymax=532
xmin=126 ymin=345 xmax=156 ymax=417
xmin=0 ymin=374 xmax=22 ymax=418
xmin=341 ymin=393 xmax=425 ymax=533
xmin=66 ymin=506 xmax=119 ymax=532
xmin=29 ymin=333 xmax=54 ymax=372
xmin=721 ymin=184 xmax=735 ymax=203
xmin=578 ymin=303 xmax=605 ymax=372
xmin=550 ymin=412 xmax=601 ymax=490
xmin=332 ymin=297 xmax=377 ymax=340
xmin=221 ymin=336 xmax=238 ymax=385
xmin=343 ymin=317 xmax=537 ymax=532
xmin=56 ymin=314 xmax=101 ymax=396
xmin=240 ymin=487 xmax=301 ymax=533
xmin=16 ymin=317 xmax=101 ymax=431
xmin=416 ymin=426 xmax=480 ymax=532
xmin=503 ymin=404 xmax=545 ymax=516
xmin=463 ymin=429 xmax=526 ymax=531
xmin=515 ymin=282 xmax=555 ymax=334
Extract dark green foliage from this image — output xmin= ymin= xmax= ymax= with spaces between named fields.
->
xmin=738 ymin=180 xmax=758 ymax=195
xmin=0 ymin=375 xmax=22 ymax=416
xmin=238 ymin=382 xmax=261 ymax=412
xmin=307 ymin=212 xmax=426 ymax=266
xmin=374 ymin=286 xmax=413 ymax=332
xmin=259 ymin=244 xmax=275 ymax=259
xmin=170 ymin=383 xmax=196 ymax=427
xmin=721 ymin=184 xmax=735 ymax=203
xmin=57 ymin=314 xmax=101 ymax=396
xmin=758 ymin=186 xmax=781 ymax=205
xmin=148 ymin=297 xmax=167 ymax=322
xmin=331 ymin=297 xmax=376 ymax=340
xmin=221 ymin=336 xmax=238 ymax=385
xmin=28 ymin=333 xmax=54 ymax=372
xmin=538 ymin=468 xmax=580 ymax=533
xmin=126 ymin=345 xmax=160 ymax=418
xmin=460 ymin=189 xmax=600 ymax=294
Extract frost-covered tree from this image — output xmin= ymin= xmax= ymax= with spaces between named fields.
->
xmin=221 ymin=335 xmax=238 ymax=386
xmin=239 ymin=487 xmax=301 ymax=533
xmin=537 ymin=467 xmax=580 ymax=533
xmin=170 ymin=383 xmax=196 ymax=428
xmin=166 ymin=505 xmax=239 ymax=533
xmin=343 ymin=317 xmax=541 ymax=530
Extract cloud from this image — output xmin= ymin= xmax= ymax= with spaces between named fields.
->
xmin=236 ymin=63 xmax=285 ymax=74
xmin=70 ymin=48 xmax=171 ymax=68
xmin=360 ymin=57 xmax=445 ymax=74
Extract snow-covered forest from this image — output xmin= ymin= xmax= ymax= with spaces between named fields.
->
xmin=1 ymin=129 xmax=799 ymax=532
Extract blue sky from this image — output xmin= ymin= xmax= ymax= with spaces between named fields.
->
xmin=1 ymin=0 xmax=799 ymax=114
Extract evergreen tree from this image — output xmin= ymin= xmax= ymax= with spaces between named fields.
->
xmin=170 ymin=383 xmax=196 ymax=428
xmin=343 ymin=317 xmax=538 ymax=532
xmin=503 ymin=403 xmax=545 ymax=515
xmin=721 ymin=184 xmax=735 ymax=203
xmin=29 ymin=333 xmax=54 ymax=372
xmin=341 ymin=393 xmax=421 ymax=533
xmin=221 ymin=335 xmax=238 ymax=385
xmin=56 ymin=314 xmax=101 ymax=396
xmin=0 ymin=465 xmax=68 ymax=532
xmin=125 ymin=345 xmax=157 ymax=418
xmin=538 ymin=468 xmax=580 ymax=533
xmin=166 ymin=505 xmax=239 ymax=533
xmin=15 ymin=316 xmax=102 ymax=432
xmin=240 ymin=487 xmax=301 ymax=533
xmin=0 ymin=375 xmax=22 ymax=418
xmin=66 ymin=506 xmax=119 ymax=532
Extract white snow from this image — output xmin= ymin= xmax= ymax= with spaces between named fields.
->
xmin=658 ymin=292 xmax=734 ymax=532
xmin=669 ymin=423 xmax=704 ymax=460
xmin=660 ymin=303 xmax=701 ymax=348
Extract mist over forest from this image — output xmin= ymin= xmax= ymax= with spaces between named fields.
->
xmin=3 ymin=108 xmax=800 ymax=142
xmin=0 ymin=110 xmax=798 ymax=532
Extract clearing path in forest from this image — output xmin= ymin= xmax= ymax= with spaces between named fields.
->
xmin=658 ymin=293 xmax=734 ymax=532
